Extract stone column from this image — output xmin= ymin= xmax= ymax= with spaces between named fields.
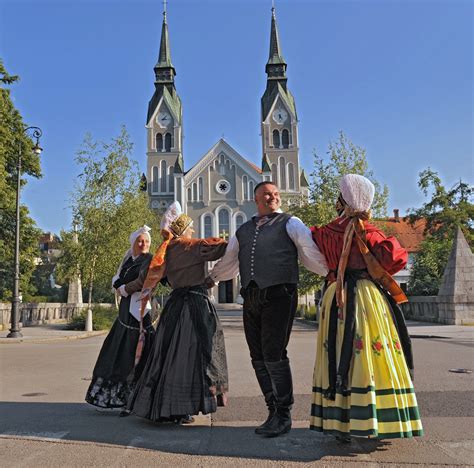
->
xmin=437 ymin=227 xmax=474 ymax=324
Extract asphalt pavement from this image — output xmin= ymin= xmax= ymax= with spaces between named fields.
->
xmin=0 ymin=310 xmax=473 ymax=466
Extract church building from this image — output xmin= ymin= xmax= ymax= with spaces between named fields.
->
xmin=146 ymin=6 xmax=309 ymax=302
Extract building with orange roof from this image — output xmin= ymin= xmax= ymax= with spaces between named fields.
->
xmin=374 ymin=209 xmax=427 ymax=290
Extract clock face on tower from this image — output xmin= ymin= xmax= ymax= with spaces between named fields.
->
xmin=157 ymin=111 xmax=172 ymax=128
xmin=272 ymin=108 xmax=288 ymax=125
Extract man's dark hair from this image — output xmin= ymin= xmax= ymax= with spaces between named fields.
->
xmin=253 ymin=180 xmax=278 ymax=195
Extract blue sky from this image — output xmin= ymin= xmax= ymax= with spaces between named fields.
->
xmin=1 ymin=0 xmax=472 ymax=234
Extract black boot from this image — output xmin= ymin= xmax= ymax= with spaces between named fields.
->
xmin=252 ymin=360 xmax=276 ymax=434
xmin=258 ymin=359 xmax=294 ymax=438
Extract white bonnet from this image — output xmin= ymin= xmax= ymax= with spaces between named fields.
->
xmin=339 ymin=174 xmax=375 ymax=212
xmin=129 ymin=225 xmax=152 ymax=248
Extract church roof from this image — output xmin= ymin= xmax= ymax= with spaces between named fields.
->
xmin=147 ymin=85 xmax=182 ymax=126
xmin=185 ymin=139 xmax=262 ymax=181
xmin=261 ymin=81 xmax=297 ymax=122
xmin=155 ymin=11 xmax=173 ymax=69
xmin=300 ymin=169 xmax=309 ymax=187
xmin=267 ymin=7 xmax=286 ymax=67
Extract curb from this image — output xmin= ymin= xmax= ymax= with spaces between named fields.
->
xmin=0 ymin=330 xmax=108 ymax=345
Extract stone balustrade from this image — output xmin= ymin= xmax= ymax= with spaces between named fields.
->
xmin=0 ymin=303 xmax=113 ymax=330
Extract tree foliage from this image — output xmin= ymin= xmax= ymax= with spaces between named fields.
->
xmin=287 ymin=131 xmax=389 ymax=294
xmin=56 ymin=127 xmax=162 ymax=305
xmin=0 ymin=60 xmax=42 ymax=300
xmin=407 ymin=168 xmax=473 ymax=244
xmin=408 ymin=236 xmax=451 ymax=296
xmin=407 ymin=169 xmax=473 ymax=295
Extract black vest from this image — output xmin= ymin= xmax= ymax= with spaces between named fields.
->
xmin=236 ymin=213 xmax=298 ymax=289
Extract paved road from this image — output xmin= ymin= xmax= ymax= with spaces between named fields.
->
xmin=1 ymin=312 xmax=473 ymax=466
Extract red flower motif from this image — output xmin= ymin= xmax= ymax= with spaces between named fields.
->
xmin=395 ymin=341 xmax=401 ymax=350
xmin=371 ymin=335 xmax=383 ymax=356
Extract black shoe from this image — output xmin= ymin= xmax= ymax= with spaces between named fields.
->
xmin=335 ymin=434 xmax=352 ymax=444
xmin=175 ymin=414 xmax=195 ymax=425
xmin=252 ymin=360 xmax=276 ymax=435
xmin=119 ymin=409 xmax=131 ymax=418
xmin=259 ymin=359 xmax=294 ymax=438
xmin=257 ymin=409 xmax=292 ymax=437
xmin=255 ymin=407 xmax=276 ymax=434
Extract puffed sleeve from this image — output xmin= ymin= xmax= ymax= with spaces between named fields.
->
xmin=366 ymin=229 xmax=408 ymax=275
xmin=198 ymin=237 xmax=228 ymax=261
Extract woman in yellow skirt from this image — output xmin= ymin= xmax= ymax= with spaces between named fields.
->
xmin=310 ymin=174 xmax=423 ymax=441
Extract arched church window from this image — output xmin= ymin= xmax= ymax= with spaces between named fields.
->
xmin=160 ymin=160 xmax=167 ymax=192
xmin=242 ymin=176 xmax=248 ymax=200
xmin=273 ymin=129 xmax=280 ymax=148
xmin=198 ymin=177 xmax=203 ymax=201
xmin=235 ymin=214 xmax=244 ymax=231
xmin=165 ymin=132 xmax=172 ymax=152
xmin=288 ymin=163 xmax=295 ymax=190
xmin=218 ymin=208 xmax=230 ymax=239
xmin=152 ymin=166 xmax=159 ymax=193
xmin=192 ymin=182 xmax=198 ymax=201
xmin=168 ymin=166 xmax=174 ymax=193
xmin=249 ymin=180 xmax=254 ymax=197
xmin=282 ymin=129 xmax=289 ymax=149
xmin=271 ymin=164 xmax=278 ymax=183
xmin=204 ymin=215 xmax=213 ymax=238
xmin=279 ymin=157 xmax=286 ymax=190
xmin=156 ymin=133 xmax=163 ymax=152
xmin=187 ymin=187 xmax=192 ymax=201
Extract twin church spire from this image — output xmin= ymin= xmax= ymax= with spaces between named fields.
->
xmin=149 ymin=3 xmax=299 ymax=190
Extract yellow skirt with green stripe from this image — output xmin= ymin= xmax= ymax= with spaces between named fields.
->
xmin=310 ymin=280 xmax=423 ymax=439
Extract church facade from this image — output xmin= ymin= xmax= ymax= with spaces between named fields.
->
xmin=145 ymin=7 xmax=309 ymax=302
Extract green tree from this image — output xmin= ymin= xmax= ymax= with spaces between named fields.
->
xmin=0 ymin=60 xmax=42 ymax=300
xmin=56 ymin=128 xmax=162 ymax=309
xmin=408 ymin=236 xmax=451 ymax=296
xmin=287 ymin=131 xmax=389 ymax=294
xmin=407 ymin=169 xmax=473 ymax=295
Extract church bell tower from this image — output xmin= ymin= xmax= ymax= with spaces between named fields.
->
xmin=146 ymin=3 xmax=184 ymax=211
xmin=261 ymin=6 xmax=301 ymax=196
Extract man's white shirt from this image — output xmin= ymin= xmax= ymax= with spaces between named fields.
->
xmin=209 ymin=214 xmax=328 ymax=283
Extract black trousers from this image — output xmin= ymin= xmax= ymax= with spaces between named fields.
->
xmin=242 ymin=282 xmax=298 ymax=362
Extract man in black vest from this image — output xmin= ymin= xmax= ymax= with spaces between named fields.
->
xmin=207 ymin=181 xmax=328 ymax=437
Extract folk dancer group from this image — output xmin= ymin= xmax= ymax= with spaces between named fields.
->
xmin=86 ymin=174 xmax=423 ymax=441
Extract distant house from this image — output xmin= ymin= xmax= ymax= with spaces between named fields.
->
xmin=375 ymin=209 xmax=426 ymax=291
xmin=38 ymin=232 xmax=61 ymax=262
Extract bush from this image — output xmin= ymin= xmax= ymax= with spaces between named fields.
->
xmin=69 ymin=305 xmax=117 ymax=330
xmin=297 ymin=304 xmax=318 ymax=322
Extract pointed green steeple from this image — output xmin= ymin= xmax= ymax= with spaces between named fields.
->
xmin=154 ymin=8 xmax=175 ymax=83
xmin=266 ymin=6 xmax=287 ymax=79
xmin=174 ymin=153 xmax=184 ymax=174
xmin=262 ymin=154 xmax=272 ymax=173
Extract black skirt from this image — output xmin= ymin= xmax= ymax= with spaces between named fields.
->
xmin=128 ymin=286 xmax=228 ymax=420
xmin=85 ymin=296 xmax=155 ymax=408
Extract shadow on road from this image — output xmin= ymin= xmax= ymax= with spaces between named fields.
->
xmin=0 ymin=402 xmax=390 ymax=462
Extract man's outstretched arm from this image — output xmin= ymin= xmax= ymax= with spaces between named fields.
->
xmin=286 ymin=217 xmax=329 ymax=277
xmin=208 ymin=235 xmax=240 ymax=282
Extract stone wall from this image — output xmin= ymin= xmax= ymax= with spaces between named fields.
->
xmin=400 ymin=296 xmax=439 ymax=323
xmin=400 ymin=296 xmax=474 ymax=325
xmin=0 ymin=303 xmax=113 ymax=330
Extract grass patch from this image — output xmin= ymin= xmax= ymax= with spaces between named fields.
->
xmin=69 ymin=305 xmax=117 ymax=331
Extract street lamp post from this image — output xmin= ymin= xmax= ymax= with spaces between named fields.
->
xmin=7 ymin=126 xmax=43 ymax=338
